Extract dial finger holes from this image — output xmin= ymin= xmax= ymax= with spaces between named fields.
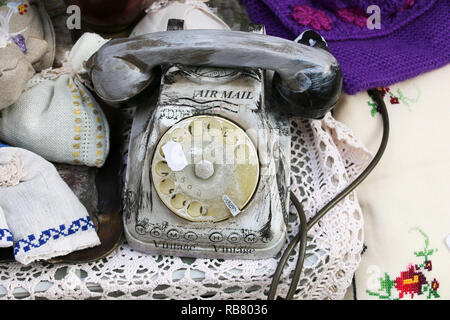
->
xmin=187 ymin=201 xmax=206 ymax=217
xmin=207 ymin=119 xmax=223 ymax=138
xmin=234 ymin=144 xmax=251 ymax=163
xmin=159 ymin=179 xmax=175 ymax=195
xmin=171 ymin=128 xmax=188 ymax=143
xmin=159 ymin=144 xmax=166 ymax=157
xmin=155 ymin=161 xmax=171 ymax=177
xmin=224 ymin=129 xmax=239 ymax=145
xmin=188 ymin=120 xmax=203 ymax=137
xmin=170 ymin=193 xmax=187 ymax=209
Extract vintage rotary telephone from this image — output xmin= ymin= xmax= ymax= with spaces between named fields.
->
xmin=86 ymin=21 xmax=389 ymax=299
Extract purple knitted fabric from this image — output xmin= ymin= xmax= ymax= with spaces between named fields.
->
xmin=239 ymin=0 xmax=450 ymax=94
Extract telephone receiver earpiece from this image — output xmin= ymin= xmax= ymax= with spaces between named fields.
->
xmin=86 ymin=29 xmax=342 ymax=119
xmin=272 ymin=29 xmax=342 ymax=119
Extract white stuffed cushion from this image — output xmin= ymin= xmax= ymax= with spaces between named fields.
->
xmin=132 ymin=0 xmax=230 ymax=36
xmin=0 ymin=147 xmax=100 ymax=265
xmin=335 ymin=64 xmax=450 ymax=300
xmin=0 ymin=205 xmax=13 ymax=248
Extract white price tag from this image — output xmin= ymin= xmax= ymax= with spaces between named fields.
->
xmin=162 ymin=141 xmax=188 ymax=171
xmin=222 ymin=194 xmax=241 ymax=217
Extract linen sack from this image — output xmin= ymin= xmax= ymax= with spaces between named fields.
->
xmin=336 ymin=64 xmax=450 ymax=300
xmin=0 ymin=146 xmax=101 ymax=265
xmin=131 ymin=0 xmax=230 ymax=36
xmin=0 ymin=32 xmax=110 ymax=168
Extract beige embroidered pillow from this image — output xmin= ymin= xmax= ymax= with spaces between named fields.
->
xmin=335 ymin=64 xmax=450 ymax=300
xmin=0 ymin=33 xmax=110 ymax=168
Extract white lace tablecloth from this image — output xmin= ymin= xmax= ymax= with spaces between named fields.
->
xmin=0 ymin=114 xmax=371 ymax=300
xmin=0 ymin=0 xmax=372 ymax=300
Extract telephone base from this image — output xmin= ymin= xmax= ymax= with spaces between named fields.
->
xmin=124 ymin=222 xmax=287 ymax=260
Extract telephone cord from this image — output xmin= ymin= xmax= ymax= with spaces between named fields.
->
xmin=268 ymin=88 xmax=390 ymax=300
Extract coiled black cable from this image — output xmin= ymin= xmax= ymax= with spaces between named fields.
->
xmin=268 ymin=88 xmax=390 ymax=300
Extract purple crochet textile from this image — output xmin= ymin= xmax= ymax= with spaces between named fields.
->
xmin=239 ymin=0 xmax=450 ymax=94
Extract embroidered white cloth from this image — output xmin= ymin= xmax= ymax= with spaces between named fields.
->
xmin=0 ymin=147 xmax=101 ymax=265
xmin=0 ymin=33 xmax=110 ymax=168
xmin=336 ymin=64 xmax=450 ymax=300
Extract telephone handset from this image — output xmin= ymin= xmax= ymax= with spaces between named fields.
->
xmin=86 ymin=28 xmax=342 ymax=119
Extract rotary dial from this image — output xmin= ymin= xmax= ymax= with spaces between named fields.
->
xmin=151 ymin=115 xmax=260 ymax=222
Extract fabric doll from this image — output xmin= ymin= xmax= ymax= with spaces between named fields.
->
xmin=0 ymin=0 xmax=55 ymax=109
xmin=4 ymin=0 xmax=55 ymax=70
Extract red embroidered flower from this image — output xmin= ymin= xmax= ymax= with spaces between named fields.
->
xmin=390 ymin=96 xmax=399 ymax=104
xmin=424 ymin=260 xmax=432 ymax=271
xmin=336 ymin=7 xmax=367 ymax=28
xmin=394 ymin=264 xmax=428 ymax=299
xmin=400 ymin=0 xmax=415 ymax=11
xmin=18 ymin=3 xmax=28 ymax=15
xmin=377 ymin=86 xmax=390 ymax=98
xmin=431 ymin=279 xmax=439 ymax=291
xmin=291 ymin=5 xmax=332 ymax=31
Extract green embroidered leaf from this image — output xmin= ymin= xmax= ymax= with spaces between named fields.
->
xmin=396 ymin=89 xmax=409 ymax=107
xmin=428 ymin=290 xmax=440 ymax=299
xmin=414 ymin=250 xmax=424 ymax=257
xmin=368 ymin=101 xmax=378 ymax=117
xmin=371 ymin=107 xmax=377 ymax=117
xmin=366 ymin=290 xmax=392 ymax=300
xmin=367 ymin=273 xmax=395 ymax=300
xmin=410 ymin=227 xmax=433 ymax=255
xmin=380 ymin=273 xmax=395 ymax=296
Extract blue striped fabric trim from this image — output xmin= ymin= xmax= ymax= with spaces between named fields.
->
xmin=13 ymin=216 xmax=96 ymax=256
xmin=0 ymin=228 xmax=13 ymax=244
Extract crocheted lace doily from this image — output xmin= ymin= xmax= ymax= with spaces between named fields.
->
xmin=0 ymin=114 xmax=371 ymax=300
